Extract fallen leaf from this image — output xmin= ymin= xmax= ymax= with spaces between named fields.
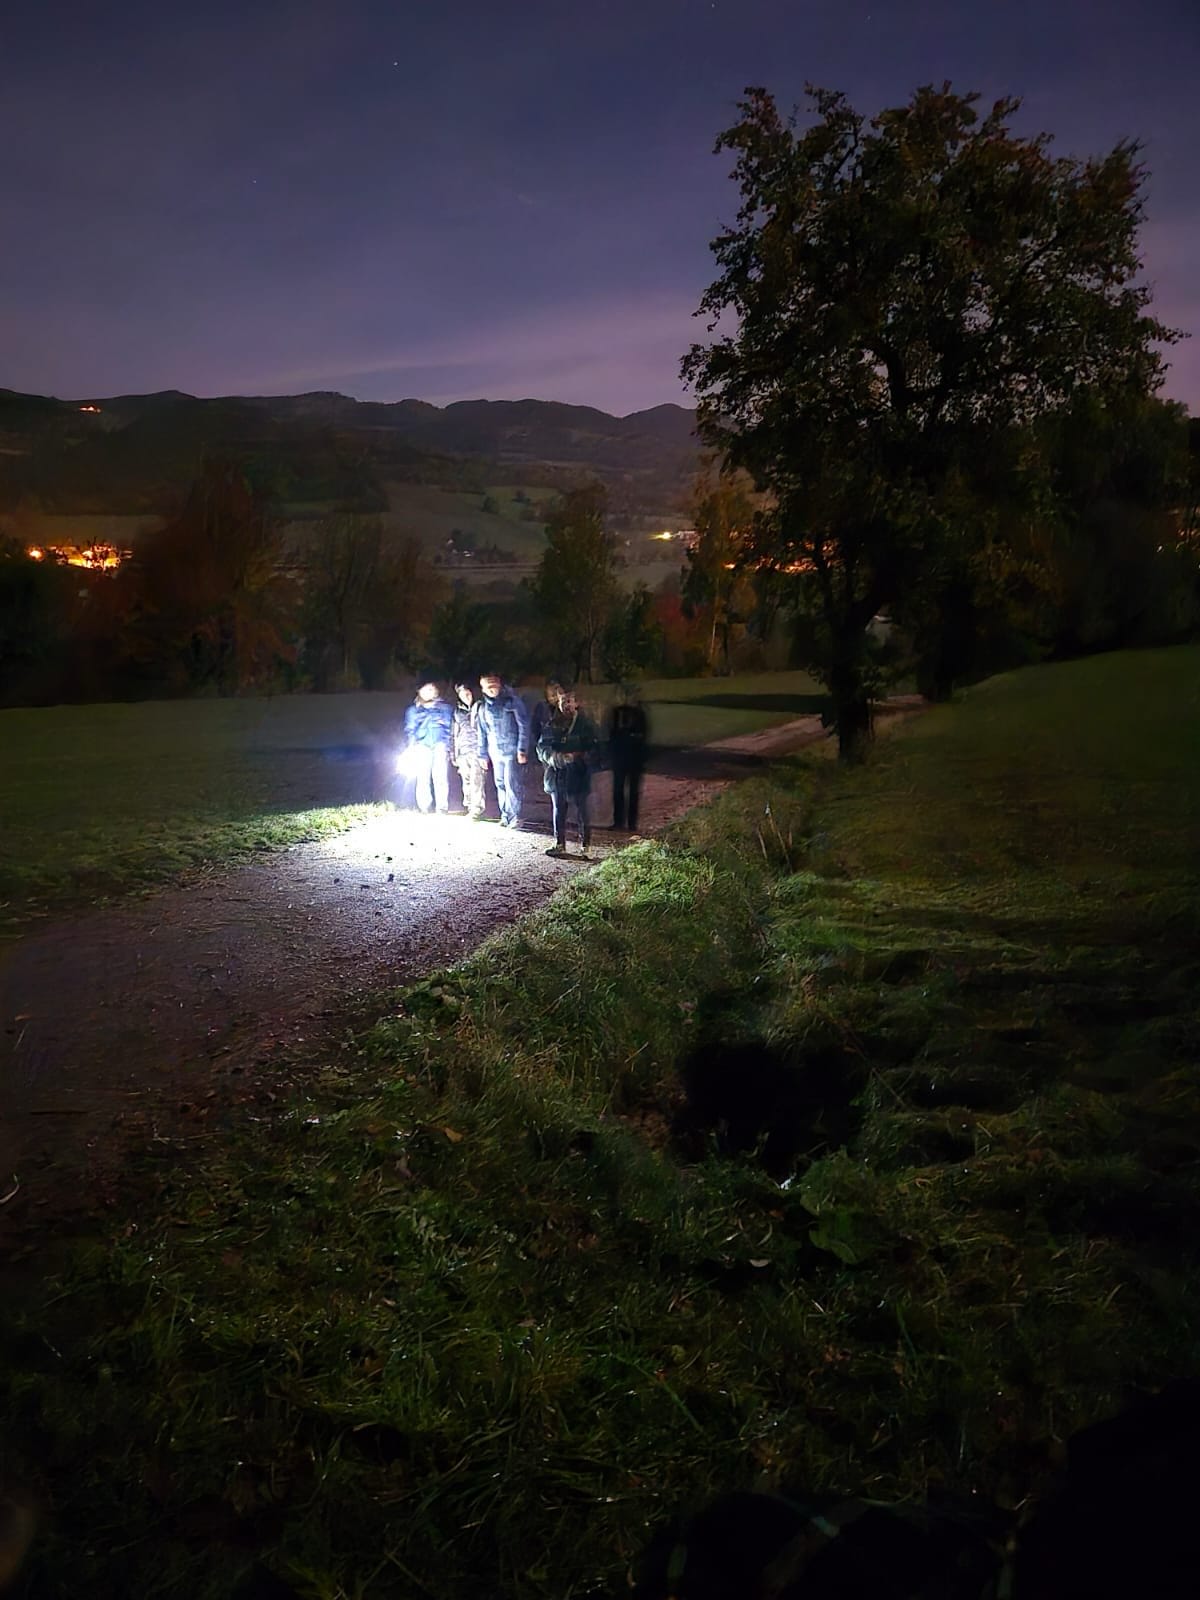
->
xmin=441 ymin=1126 xmax=465 ymax=1143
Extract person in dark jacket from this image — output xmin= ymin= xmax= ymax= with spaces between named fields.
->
xmin=452 ymin=680 xmax=484 ymax=818
xmin=536 ymin=689 xmax=598 ymax=857
xmin=476 ymin=672 xmax=531 ymax=828
xmin=529 ymin=678 xmax=564 ymax=770
xmin=606 ymin=683 xmax=649 ymax=832
xmin=402 ymin=682 xmax=453 ymax=813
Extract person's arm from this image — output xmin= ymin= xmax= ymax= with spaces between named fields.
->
xmin=514 ymin=691 xmax=532 ymax=762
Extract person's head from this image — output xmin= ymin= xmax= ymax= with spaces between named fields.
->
xmin=455 ymin=681 xmax=475 ymax=708
xmin=559 ymin=689 xmax=578 ymax=715
xmin=416 ymin=681 xmax=440 ymax=705
xmin=479 ymin=673 xmax=503 ymax=700
xmin=544 ymin=678 xmax=564 ymax=706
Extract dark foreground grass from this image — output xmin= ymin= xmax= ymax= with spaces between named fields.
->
xmin=0 ymin=674 xmax=822 ymax=929
xmin=3 ymin=648 xmax=1198 ymax=1597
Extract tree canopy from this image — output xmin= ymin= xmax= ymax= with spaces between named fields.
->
xmin=531 ymin=483 xmax=620 ymax=682
xmin=683 ymin=83 xmax=1179 ymax=755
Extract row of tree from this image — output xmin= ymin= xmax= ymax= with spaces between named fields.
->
xmin=2 ymin=399 xmax=1195 ymax=710
xmin=4 ymin=83 xmax=1199 ymax=716
xmin=0 ymin=466 xmax=670 ymax=705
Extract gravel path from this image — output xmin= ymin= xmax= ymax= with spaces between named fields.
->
xmin=0 ymin=718 xmax=842 ymax=1239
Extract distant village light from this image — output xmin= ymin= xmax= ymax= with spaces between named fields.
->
xmin=78 ymin=404 xmax=102 ymax=414
xmin=25 ymin=542 xmax=127 ymax=570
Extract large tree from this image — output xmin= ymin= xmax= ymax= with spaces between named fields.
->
xmin=683 ymin=84 xmax=1177 ymax=757
xmin=531 ymin=483 xmax=621 ymax=681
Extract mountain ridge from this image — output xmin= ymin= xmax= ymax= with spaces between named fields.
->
xmin=0 ymin=387 xmax=699 ymax=515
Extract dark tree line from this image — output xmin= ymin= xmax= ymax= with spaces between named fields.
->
xmin=683 ymin=82 xmax=1193 ymax=757
xmin=0 ymin=459 xmax=444 ymax=706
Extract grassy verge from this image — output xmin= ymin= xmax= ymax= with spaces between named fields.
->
xmin=3 ymin=648 xmax=1197 ymax=1598
xmin=0 ymin=692 xmax=398 ymax=926
xmin=0 ymin=675 xmax=823 ymax=927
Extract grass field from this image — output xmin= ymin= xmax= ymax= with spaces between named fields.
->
xmin=4 ymin=646 xmax=1197 ymax=1597
xmin=286 ymin=483 xmax=689 ymax=593
xmin=0 ymin=673 xmax=824 ymax=925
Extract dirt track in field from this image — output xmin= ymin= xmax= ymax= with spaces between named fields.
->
xmin=1 ymin=711 xmax=899 ymax=1244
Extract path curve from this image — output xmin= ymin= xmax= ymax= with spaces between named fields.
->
xmin=1 ymin=718 xmax=837 ymax=1237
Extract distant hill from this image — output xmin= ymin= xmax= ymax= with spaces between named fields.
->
xmin=242 ymin=392 xmax=697 ymax=476
xmin=0 ymin=387 xmax=699 ymax=517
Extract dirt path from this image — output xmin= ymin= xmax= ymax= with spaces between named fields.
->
xmin=1 ymin=717 xmax=842 ymax=1240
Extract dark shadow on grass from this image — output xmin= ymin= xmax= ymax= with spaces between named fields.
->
xmin=676 ymin=1038 xmax=865 ymax=1179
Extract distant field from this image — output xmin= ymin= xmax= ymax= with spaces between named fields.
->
xmin=0 ymin=673 xmax=823 ymax=924
xmin=283 ymin=482 xmax=690 ymax=593
xmin=381 ymin=481 xmax=550 ymax=560
xmin=588 ymin=670 xmax=826 ymax=746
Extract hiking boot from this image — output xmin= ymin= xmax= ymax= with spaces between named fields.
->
xmin=546 ymin=843 xmax=567 ymax=858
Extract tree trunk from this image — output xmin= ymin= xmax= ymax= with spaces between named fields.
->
xmin=830 ymin=636 xmax=874 ymax=763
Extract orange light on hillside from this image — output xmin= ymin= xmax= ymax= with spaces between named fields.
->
xmin=68 ymin=545 xmax=124 ymax=570
xmin=78 ymin=404 xmax=102 ymax=414
xmin=25 ymin=542 xmax=126 ymax=570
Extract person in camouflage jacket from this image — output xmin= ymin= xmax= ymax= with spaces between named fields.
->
xmin=452 ymin=681 xmax=485 ymax=817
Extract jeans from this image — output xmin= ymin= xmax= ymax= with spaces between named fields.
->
xmin=551 ymin=786 xmax=591 ymax=848
xmin=413 ymin=745 xmax=450 ymax=813
xmin=490 ymin=752 xmax=524 ymax=825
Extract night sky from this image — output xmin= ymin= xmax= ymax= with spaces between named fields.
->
xmin=4 ymin=0 xmax=1197 ymax=415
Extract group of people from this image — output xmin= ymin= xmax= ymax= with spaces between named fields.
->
xmin=399 ymin=673 xmax=648 ymax=858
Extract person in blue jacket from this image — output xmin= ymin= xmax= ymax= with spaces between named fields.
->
xmin=476 ymin=671 xmax=531 ymax=827
xmin=402 ymin=681 xmax=454 ymax=813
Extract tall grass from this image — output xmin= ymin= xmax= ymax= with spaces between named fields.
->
xmin=3 ymin=646 xmax=1198 ymax=1598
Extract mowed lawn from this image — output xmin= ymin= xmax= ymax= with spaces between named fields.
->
xmin=0 ymin=673 xmax=824 ymax=924
xmin=4 ymin=647 xmax=1197 ymax=1599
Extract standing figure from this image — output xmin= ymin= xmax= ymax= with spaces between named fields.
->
xmin=537 ymin=689 xmax=598 ymax=857
xmin=403 ymin=681 xmax=453 ymax=814
xmin=529 ymin=678 xmax=564 ymax=769
xmin=452 ymin=680 xmax=485 ymax=818
xmin=606 ymin=684 xmax=649 ymax=833
xmin=476 ymin=672 xmax=531 ymax=828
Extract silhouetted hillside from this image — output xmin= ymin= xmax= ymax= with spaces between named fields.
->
xmin=0 ymin=387 xmax=699 ymax=514
xmin=241 ymin=392 xmax=698 ymax=490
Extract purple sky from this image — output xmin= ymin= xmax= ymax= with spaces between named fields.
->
xmin=3 ymin=0 xmax=1197 ymax=415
